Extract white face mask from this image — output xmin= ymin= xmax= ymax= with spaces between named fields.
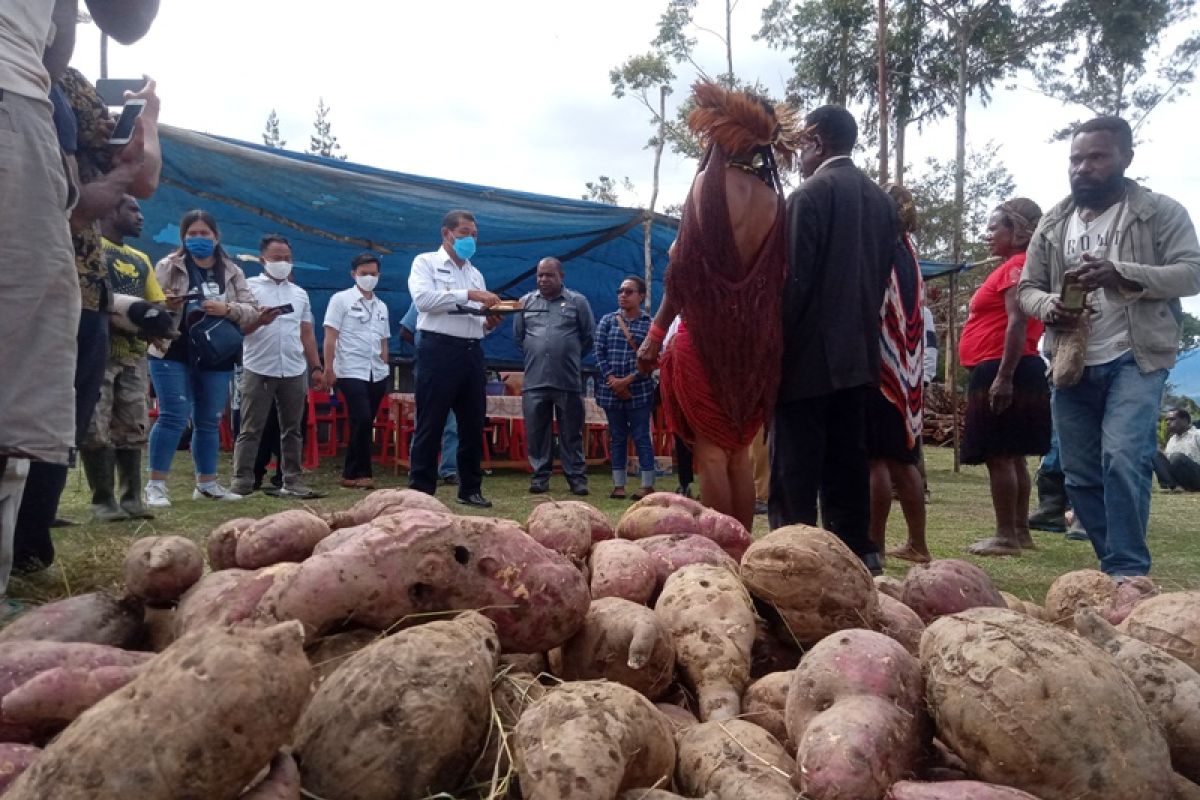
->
xmin=263 ymin=260 xmax=292 ymax=280
xmin=355 ymin=274 xmax=379 ymax=292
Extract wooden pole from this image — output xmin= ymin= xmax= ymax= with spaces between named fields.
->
xmin=948 ymin=271 xmax=960 ymax=472
xmin=877 ymin=0 xmax=889 ymax=184
xmin=100 ymin=33 xmax=108 ymax=79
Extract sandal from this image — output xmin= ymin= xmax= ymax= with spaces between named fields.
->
xmin=629 ymin=488 xmax=654 ymax=501
xmin=609 ymin=488 xmax=626 ymax=500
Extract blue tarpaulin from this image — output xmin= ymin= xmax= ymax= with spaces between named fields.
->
xmin=138 ymin=126 xmax=680 ymax=366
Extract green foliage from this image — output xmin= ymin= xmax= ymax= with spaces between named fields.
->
xmin=1181 ymin=311 xmax=1200 ymax=352
xmin=757 ymin=0 xmax=876 ymax=107
xmin=262 ymin=109 xmax=286 ymax=149
xmin=582 ymin=176 xmax=635 ymax=205
xmin=306 ymin=98 xmax=347 ymax=161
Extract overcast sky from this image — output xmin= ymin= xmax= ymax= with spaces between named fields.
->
xmin=70 ymin=0 xmax=1200 ymax=312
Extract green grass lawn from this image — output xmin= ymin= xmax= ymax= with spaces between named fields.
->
xmin=9 ymin=446 xmax=1200 ymax=605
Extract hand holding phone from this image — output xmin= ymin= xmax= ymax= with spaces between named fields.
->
xmin=271 ymin=303 xmax=295 ymax=315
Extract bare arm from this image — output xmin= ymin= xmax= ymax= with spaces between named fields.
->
xmin=989 ymin=287 xmax=1029 ymax=414
xmin=399 ymin=326 xmax=415 ymax=345
xmin=323 ymin=326 xmax=339 ymax=383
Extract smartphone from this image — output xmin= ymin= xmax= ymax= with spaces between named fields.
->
xmin=271 ymin=304 xmax=295 ymax=314
xmin=1060 ymin=270 xmax=1086 ymax=312
xmin=95 ymin=78 xmax=146 ymax=107
xmin=108 ymin=100 xmax=146 ymax=145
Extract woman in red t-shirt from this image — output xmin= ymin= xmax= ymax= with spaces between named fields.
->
xmin=958 ymin=197 xmax=1051 ymax=556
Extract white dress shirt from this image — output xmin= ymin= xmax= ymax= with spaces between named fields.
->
xmin=324 ymin=286 xmax=389 ymax=382
xmin=241 ymin=275 xmax=312 ymax=379
xmin=408 ymin=246 xmax=487 ymax=340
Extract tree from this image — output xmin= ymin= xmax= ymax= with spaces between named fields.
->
xmin=1182 ymin=311 xmax=1200 ymax=352
xmin=262 ymin=109 xmax=286 ymax=149
xmin=582 ymin=176 xmax=635 ymax=205
xmin=307 ymin=98 xmax=347 ymax=161
xmin=906 ymin=143 xmax=1015 ymax=264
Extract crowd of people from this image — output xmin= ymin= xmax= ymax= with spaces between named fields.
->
xmin=3 ymin=3 xmax=1200 ymax=608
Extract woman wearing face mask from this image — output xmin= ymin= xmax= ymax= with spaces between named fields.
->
xmin=323 ymin=253 xmax=390 ymax=489
xmin=144 ymin=209 xmax=261 ymax=507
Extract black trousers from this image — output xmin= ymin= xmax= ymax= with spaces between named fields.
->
xmin=1153 ymin=451 xmax=1200 ymax=491
xmin=337 ymin=377 xmax=388 ymax=480
xmin=523 ymin=388 xmax=586 ymax=484
xmin=15 ymin=310 xmax=108 ymax=570
xmin=673 ymin=434 xmax=694 ymax=487
xmin=768 ymin=385 xmax=874 ymax=557
xmin=409 ymin=332 xmax=485 ymax=497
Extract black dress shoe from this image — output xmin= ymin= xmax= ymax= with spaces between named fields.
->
xmin=569 ymin=483 xmax=589 ymax=496
xmin=529 ymin=482 xmax=549 ymax=494
xmin=457 ymin=493 xmax=493 ymax=508
xmin=442 ymin=474 xmax=459 ymax=486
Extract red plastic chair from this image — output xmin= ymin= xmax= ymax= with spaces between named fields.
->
xmin=308 ymin=390 xmax=339 ymax=457
xmin=372 ymin=394 xmax=396 ymax=464
xmin=219 ymin=411 xmax=235 ymax=451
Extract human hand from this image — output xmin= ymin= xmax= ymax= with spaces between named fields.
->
xmin=257 ymin=307 xmax=283 ymax=326
xmin=310 ymin=370 xmax=327 ymax=392
xmin=1078 ymin=252 xmax=1140 ymax=293
xmin=325 ymin=365 xmax=337 ymax=387
xmin=162 ymin=293 xmax=187 ymax=310
xmin=483 ymin=313 xmax=503 ymax=331
xmin=989 ymin=375 xmax=1014 ymax=415
xmin=637 ymin=337 xmax=661 ymax=375
xmin=1046 ymin=297 xmax=1084 ymax=329
xmin=469 ymin=290 xmax=501 ymax=308
xmin=126 ymin=77 xmax=160 ymax=121
xmin=113 ymin=121 xmax=146 ymax=167
xmin=202 ymin=300 xmax=229 ymax=317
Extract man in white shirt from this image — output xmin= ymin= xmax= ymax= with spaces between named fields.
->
xmin=1154 ymin=408 xmax=1200 ymax=492
xmin=407 ymin=210 xmax=501 ymax=507
xmin=230 ymin=235 xmax=324 ymax=499
xmin=324 ymin=253 xmax=390 ymax=489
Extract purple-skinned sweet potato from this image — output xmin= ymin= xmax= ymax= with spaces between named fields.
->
xmin=323 ymin=487 xmax=449 ymax=529
xmin=885 ymin=781 xmax=1043 ymax=799
xmin=695 ymin=508 xmax=752 ymax=561
xmin=742 ymin=670 xmax=792 ymax=746
xmin=590 ymin=539 xmax=657 ymax=605
xmin=239 ymin=752 xmax=301 ymax=800
xmin=557 ymin=597 xmax=675 ymax=699
xmin=626 ymin=492 xmax=706 ymax=515
xmin=901 ymin=559 xmax=1004 ymax=623
xmin=875 ymin=592 xmax=926 ymax=655
xmin=311 ymin=507 xmax=452 ymax=556
xmin=0 ymin=744 xmax=39 ymax=794
xmin=122 ymin=535 xmax=205 ymax=607
xmin=173 ymin=564 xmax=300 ymax=637
xmin=1102 ymin=575 xmax=1159 ymax=625
xmin=617 ymin=505 xmax=701 ymax=540
xmin=234 ymin=509 xmax=332 ymax=569
xmin=655 ymin=701 xmax=700 ymax=733
xmin=0 ymin=592 xmax=143 ymax=648
xmin=525 ymin=500 xmax=598 ymax=564
xmin=620 ymin=496 xmax=751 ymax=559
xmin=258 ymin=514 xmax=590 ymax=652
xmin=1 ymin=664 xmax=142 ymax=727
xmin=636 ymin=533 xmax=739 ymax=593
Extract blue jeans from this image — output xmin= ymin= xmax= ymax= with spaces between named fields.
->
xmin=440 ymin=411 xmax=459 ymax=479
xmin=148 ymin=358 xmax=232 ymax=477
xmin=1041 ymin=392 xmax=1062 ymax=476
xmin=604 ymin=403 xmax=655 ymax=487
xmin=1054 ymin=351 xmax=1166 ymax=576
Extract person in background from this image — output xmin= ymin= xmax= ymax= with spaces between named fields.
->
xmin=868 ymin=184 xmax=930 ymax=564
xmin=1019 ymin=116 xmax=1200 ymax=577
xmin=79 ymin=195 xmax=162 ymax=521
xmin=324 ymin=253 xmax=390 ymax=490
xmin=596 ymin=276 xmax=657 ymax=500
xmin=229 ymin=234 xmax=324 ymax=499
xmin=959 ymin=198 xmax=1050 ymax=556
xmin=1154 ymin=408 xmax=1200 ymax=492
xmin=918 ymin=286 xmax=938 ymax=502
xmin=514 ymin=257 xmax=596 ymax=496
xmin=399 ymin=301 xmax=459 ymax=486
xmin=662 ymin=316 xmax=696 ymax=499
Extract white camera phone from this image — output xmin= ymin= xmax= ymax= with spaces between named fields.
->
xmin=109 ymin=99 xmax=147 ymax=146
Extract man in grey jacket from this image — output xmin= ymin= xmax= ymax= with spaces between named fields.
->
xmin=1017 ymin=115 xmax=1200 ymax=577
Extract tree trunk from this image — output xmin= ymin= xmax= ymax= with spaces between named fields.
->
xmin=894 ymin=113 xmax=908 ymax=185
xmin=725 ymin=0 xmax=734 ymax=82
xmin=645 ymin=85 xmax=668 ymax=312
xmin=877 ymin=0 xmax=889 ymax=184
xmin=947 ymin=25 xmax=970 ymax=472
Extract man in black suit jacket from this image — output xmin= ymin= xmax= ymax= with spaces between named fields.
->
xmin=770 ymin=105 xmax=899 ymax=575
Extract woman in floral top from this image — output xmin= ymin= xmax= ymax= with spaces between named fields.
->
xmin=595 ymin=276 xmax=657 ymax=499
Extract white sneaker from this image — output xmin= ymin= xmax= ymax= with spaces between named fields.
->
xmin=143 ymin=483 xmax=172 ymax=508
xmin=192 ymin=482 xmax=243 ymax=501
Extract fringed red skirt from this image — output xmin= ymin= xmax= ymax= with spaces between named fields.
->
xmin=659 ymin=321 xmax=763 ymax=452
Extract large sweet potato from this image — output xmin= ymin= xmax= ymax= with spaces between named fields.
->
xmin=295 ymin=611 xmax=498 ymax=800
xmin=1118 ymin=591 xmax=1200 ymax=672
xmin=675 ymin=719 xmax=795 ymax=799
xmin=526 ymin=500 xmax=598 ymax=564
xmin=239 ymin=752 xmax=301 ymax=800
xmin=6 ymin=622 xmax=311 ymax=800
xmin=1076 ymin=607 xmax=1200 ymax=782
xmin=1 ymin=664 xmax=142 ymax=726
xmin=1042 ymin=569 xmax=1116 ymax=626
xmin=1103 ymin=576 xmax=1159 ymax=625
xmin=590 ymin=539 xmax=657 ymax=605
xmin=207 ymin=517 xmax=257 ymax=570
xmin=0 ymin=592 xmax=142 ymax=648
xmin=740 ymin=525 xmax=880 ymax=643
xmin=304 ymin=628 xmax=380 ymax=687
xmin=886 ymin=781 xmax=1042 ymax=799
xmin=557 ymin=597 xmax=675 ymax=699
xmin=620 ymin=496 xmax=751 ymax=560
xmin=618 ymin=505 xmax=701 ymax=540
xmin=0 ymin=744 xmax=39 ymax=794
xmin=258 ymin=514 xmax=590 ymax=652
xmin=513 ymin=680 xmax=676 ymax=800
xmin=234 ymin=509 xmax=332 ymax=569
xmin=173 ymin=564 xmax=299 ymax=636
xmin=655 ymin=564 xmax=755 ymax=721
xmin=695 ymin=508 xmax=753 ymax=561
xmin=742 ymin=670 xmax=792 ymax=746
xmin=655 ymin=701 xmax=700 ymax=733
xmin=636 ymin=534 xmax=740 ymax=592
xmin=922 ymin=606 xmax=1174 ymax=800
xmin=875 ymin=592 xmax=926 ymax=655
xmin=324 ymin=487 xmax=449 ymax=529
xmin=901 ymin=559 xmax=1004 ymax=623
xmin=122 ymin=535 xmax=205 ymax=606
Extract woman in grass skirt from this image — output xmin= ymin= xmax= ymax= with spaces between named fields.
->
xmin=958 ymin=197 xmax=1051 ymax=556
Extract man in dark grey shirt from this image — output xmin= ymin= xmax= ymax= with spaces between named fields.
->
xmin=514 ymin=257 xmax=596 ymax=495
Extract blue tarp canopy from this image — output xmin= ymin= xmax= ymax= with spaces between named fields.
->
xmin=920 ymin=259 xmax=985 ymax=279
xmin=139 ymin=126 xmax=680 ymax=366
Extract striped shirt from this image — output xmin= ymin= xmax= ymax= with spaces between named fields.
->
xmin=594 ymin=310 xmax=655 ymax=410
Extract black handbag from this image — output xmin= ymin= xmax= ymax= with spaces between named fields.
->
xmin=184 ymin=258 xmax=243 ymax=371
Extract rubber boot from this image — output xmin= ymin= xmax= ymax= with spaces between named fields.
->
xmin=79 ymin=448 xmax=127 ymax=522
xmin=1027 ymin=466 xmax=1068 ymax=532
xmin=115 ymin=448 xmax=154 ymax=519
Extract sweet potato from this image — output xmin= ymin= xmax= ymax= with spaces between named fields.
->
xmin=676 ymin=719 xmax=796 ymax=799
xmin=143 ymin=606 xmax=175 ymax=652
xmin=618 ymin=791 xmax=696 ymax=800
xmin=1042 ymin=569 xmax=1115 ymax=626
xmin=740 ymin=525 xmax=880 ymax=643
xmin=1102 ymin=575 xmax=1159 ymax=625
xmin=558 ymin=597 xmax=675 ymax=699
xmin=876 ymin=592 xmax=926 ymax=655
xmin=0 ymin=592 xmax=143 ymax=648
xmin=471 ymin=669 xmax=548 ymax=791
xmin=1051 ymin=311 xmax=1089 ymax=389
xmin=886 ymin=781 xmax=1043 ymax=799
xmin=324 ymin=487 xmax=449 ymax=529
xmin=6 ymin=621 xmax=311 ymax=800
xmin=590 ymin=539 xmax=657 ymax=605
xmin=751 ymin=607 xmax=804 ymax=677
xmin=1119 ymin=591 xmax=1200 ymax=673
xmin=239 ymin=752 xmax=301 ymax=800
xmin=901 ymin=559 xmax=1004 ymax=623
xmin=295 ymin=611 xmax=498 ymax=800
xmin=742 ymin=670 xmax=792 ymax=746
xmin=655 ymin=564 xmax=755 ymax=721
xmin=695 ymin=508 xmax=752 ymax=560
xmin=655 ymin=701 xmax=700 ymax=733
xmin=234 ymin=509 xmax=332 ymax=569
xmin=636 ymin=533 xmax=740 ymax=593
xmin=208 ymin=517 xmax=257 ymax=570
xmin=526 ymin=500 xmax=597 ymax=564
xmin=999 ymin=591 xmax=1045 ymax=621
xmin=1076 ymin=607 xmax=1200 ymax=782
xmin=1 ymin=664 xmax=141 ymax=726
xmin=258 ymin=514 xmax=589 ymax=652
xmin=529 ymin=498 xmax=612 ymax=547
xmin=627 ymin=492 xmax=705 ymax=515
xmin=922 ymin=606 xmax=1174 ymax=800
xmin=618 ymin=505 xmax=701 ymax=540
xmin=304 ymin=628 xmax=380 ymax=687
xmin=0 ymin=641 xmax=152 ymax=743
xmin=499 ymin=651 xmax=548 ymax=674
xmin=122 ymin=535 xmax=205 ymax=606
xmin=1174 ymin=774 xmax=1200 ymax=800
xmin=513 ymin=680 xmax=676 ymax=800
xmin=786 ymin=629 xmax=927 ymax=799
xmin=173 ymin=564 xmax=299 ymax=636
xmin=875 ymin=574 xmax=906 ymax=601
xmin=0 ymin=744 xmax=39 ymax=794
xmin=620 ymin=496 xmax=751 ymax=559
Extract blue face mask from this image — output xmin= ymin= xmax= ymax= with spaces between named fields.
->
xmin=185 ymin=237 xmax=216 ymax=259
xmin=452 ymin=235 xmax=476 ymax=261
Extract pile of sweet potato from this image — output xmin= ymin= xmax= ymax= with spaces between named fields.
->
xmin=1 ymin=490 xmax=1199 ymax=800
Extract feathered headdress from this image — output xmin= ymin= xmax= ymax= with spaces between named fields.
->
xmin=686 ymin=82 xmax=802 ymax=170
